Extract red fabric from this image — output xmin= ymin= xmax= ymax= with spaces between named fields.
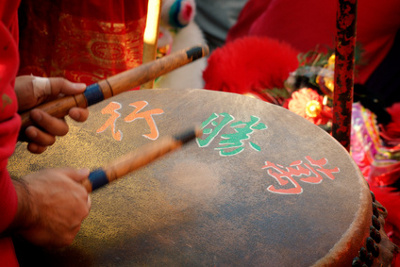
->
xmin=18 ymin=0 xmax=148 ymax=86
xmin=227 ymin=0 xmax=400 ymax=85
xmin=380 ymin=103 xmax=400 ymax=145
xmin=0 ymin=1 xmax=22 ymax=266
xmin=370 ymin=185 xmax=400 ymax=260
xmin=0 ymin=237 xmax=17 ymax=267
xmin=0 ymin=172 xmax=18 ymax=267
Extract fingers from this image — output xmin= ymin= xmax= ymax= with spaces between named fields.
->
xmin=56 ymin=167 xmax=92 ymax=211
xmin=24 ymin=123 xmax=56 ymax=154
xmin=87 ymin=195 xmax=92 ymax=211
xmin=24 ymin=108 xmax=69 ymax=154
xmin=16 ymin=168 xmax=92 ymax=248
xmin=48 ymin=78 xmax=89 ymax=123
xmin=61 ymin=168 xmax=91 ymax=183
xmin=29 ymin=109 xmax=69 ymax=136
xmin=36 ymin=77 xmax=89 ymax=123
xmin=23 ymin=101 xmax=89 ymax=154
xmin=69 ymin=107 xmax=89 ymax=122
xmin=48 ymin=168 xmax=92 ymax=228
xmin=27 ymin=143 xmax=48 ymax=154
xmin=48 ymin=77 xmax=86 ymax=97
xmin=64 ymin=168 xmax=92 ymax=214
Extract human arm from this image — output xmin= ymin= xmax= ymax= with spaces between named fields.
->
xmin=15 ymin=75 xmax=90 ymax=154
xmin=8 ymin=168 xmax=91 ymax=247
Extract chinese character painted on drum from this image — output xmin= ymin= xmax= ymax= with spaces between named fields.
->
xmin=96 ymin=100 xmax=164 ymax=141
xmin=196 ymin=112 xmax=267 ymax=156
xmin=262 ymin=156 xmax=340 ymax=195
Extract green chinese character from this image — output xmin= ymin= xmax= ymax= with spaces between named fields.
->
xmin=197 ymin=112 xmax=234 ymax=147
xmin=216 ymin=115 xmax=267 ymax=156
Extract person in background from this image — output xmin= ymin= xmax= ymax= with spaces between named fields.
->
xmin=1 ymin=1 xmax=92 ymax=265
xmin=224 ymin=1 xmax=400 ymax=264
xmin=226 ymin=0 xmax=400 ymax=108
xmin=194 ymin=0 xmax=248 ymax=52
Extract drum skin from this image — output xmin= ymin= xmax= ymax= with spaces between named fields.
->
xmin=8 ymin=89 xmax=392 ymax=266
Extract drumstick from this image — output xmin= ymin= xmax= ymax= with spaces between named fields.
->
xmin=19 ymin=44 xmax=209 ymax=132
xmin=81 ymin=127 xmax=202 ymax=193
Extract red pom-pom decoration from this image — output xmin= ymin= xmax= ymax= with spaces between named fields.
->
xmin=203 ymin=36 xmax=300 ymax=99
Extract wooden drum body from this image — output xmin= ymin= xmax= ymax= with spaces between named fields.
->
xmin=9 ymin=89 xmax=396 ymax=266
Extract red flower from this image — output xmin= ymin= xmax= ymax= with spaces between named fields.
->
xmin=287 ymin=88 xmax=332 ymax=125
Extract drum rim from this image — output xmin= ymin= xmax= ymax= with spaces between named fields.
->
xmin=311 ymin=176 xmax=372 ymax=266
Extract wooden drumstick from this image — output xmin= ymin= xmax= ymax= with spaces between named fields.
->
xmin=82 ymin=127 xmax=202 ymax=193
xmin=19 ymin=44 xmax=209 ymax=132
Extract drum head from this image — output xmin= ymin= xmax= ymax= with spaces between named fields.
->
xmin=9 ymin=89 xmax=371 ymax=266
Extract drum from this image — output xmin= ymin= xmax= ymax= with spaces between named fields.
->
xmin=8 ymin=89 xmax=396 ymax=266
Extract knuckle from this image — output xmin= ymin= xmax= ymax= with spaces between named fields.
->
xmin=61 ymin=78 xmax=69 ymax=89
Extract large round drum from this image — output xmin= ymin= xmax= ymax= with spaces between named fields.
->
xmin=8 ymin=89 xmax=395 ymax=266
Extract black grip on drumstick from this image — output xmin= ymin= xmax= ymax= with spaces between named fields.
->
xmin=19 ymin=44 xmax=209 ymax=135
xmin=84 ymin=127 xmax=202 ymax=192
xmin=87 ymin=169 xmax=109 ymax=191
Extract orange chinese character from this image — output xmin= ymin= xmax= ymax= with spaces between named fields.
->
xmin=96 ymin=101 xmax=123 ymax=141
xmin=124 ymin=101 xmax=164 ymax=140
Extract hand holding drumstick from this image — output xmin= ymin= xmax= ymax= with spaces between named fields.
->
xmin=15 ymin=45 xmax=209 ymax=153
xmin=17 ymin=45 xmax=209 ymax=153
xmin=6 ymin=128 xmax=201 ymax=248
xmin=15 ymin=76 xmax=90 ymax=154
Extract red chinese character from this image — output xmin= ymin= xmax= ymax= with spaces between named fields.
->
xmin=263 ymin=156 xmax=340 ymax=195
xmin=305 ymin=156 xmax=339 ymax=180
xmin=124 ymin=101 xmax=164 ymax=140
xmin=263 ymin=161 xmax=306 ymax=194
xmin=96 ymin=101 xmax=123 ymax=141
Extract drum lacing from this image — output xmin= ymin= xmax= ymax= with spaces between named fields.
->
xmin=351 ymin=191 xmax=383 ymax=267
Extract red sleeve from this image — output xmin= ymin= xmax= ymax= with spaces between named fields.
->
xmin=227 ymin=0 xmax=337 ymax=52
xmin=0 ymin=170 xmax=18 ymax=267
xmin=226 ymin=0 xmax=400 ymax=85
xmin=0 ymin=1 xmax=21 ymax=233
xmin=226 ymin=0 xmax=273 ymax=43
xmin=0 ymin=2 xmax=21 ymax=265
